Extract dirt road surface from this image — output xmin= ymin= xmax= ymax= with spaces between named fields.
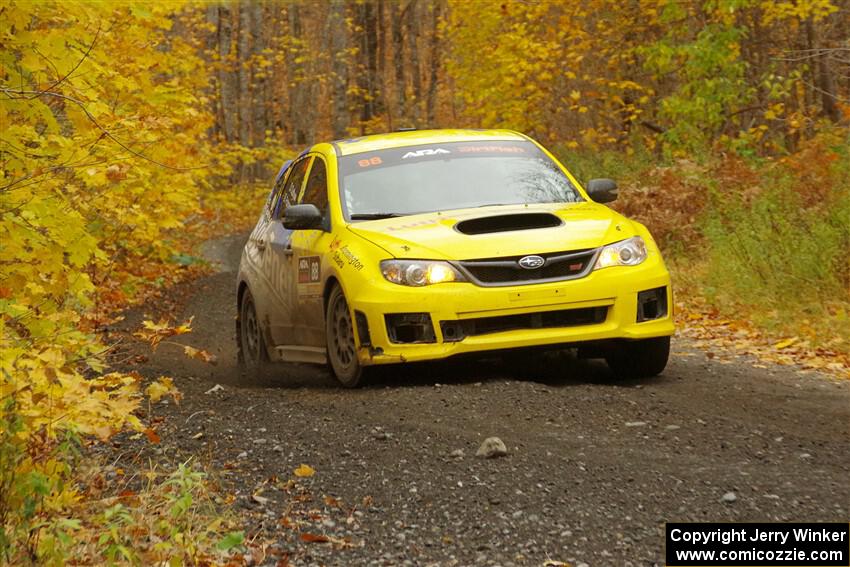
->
xmin=111 ymin=234 xmax=850 ymax=567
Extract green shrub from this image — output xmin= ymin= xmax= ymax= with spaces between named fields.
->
xmin=701 ymin=162 xmax=849 ymax=337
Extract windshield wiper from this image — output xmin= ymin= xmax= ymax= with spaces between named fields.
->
xmin=349 ymin=212 xmax=404 ymax=220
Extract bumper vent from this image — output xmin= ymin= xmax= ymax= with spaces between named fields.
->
xmin=440 ymin=306 xmax=607 ymax=341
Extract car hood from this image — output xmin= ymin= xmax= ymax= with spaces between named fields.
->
xmin=346 ymin=202 xmax=634 ymax=260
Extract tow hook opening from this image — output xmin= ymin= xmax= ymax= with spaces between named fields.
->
xmin=385 ymin=313 xmax=437 ymax=344
xmin=637 ymin=286 xmax=668 ymax=322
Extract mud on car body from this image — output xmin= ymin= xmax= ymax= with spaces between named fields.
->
xmin=236 ymin=129 xmax=674 ymax=387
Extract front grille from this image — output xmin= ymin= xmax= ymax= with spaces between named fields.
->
xmin=440 ymin=306 xmax=608 ymax=341
xmin=458 ymin=248 xmax=598 ymax=286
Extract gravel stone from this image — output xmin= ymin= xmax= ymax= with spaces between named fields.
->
xmin=476 ymin=437 xmax=508 ymax=458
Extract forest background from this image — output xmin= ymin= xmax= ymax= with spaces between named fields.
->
xmin=1 ymin=0 xmax=848 ymax=564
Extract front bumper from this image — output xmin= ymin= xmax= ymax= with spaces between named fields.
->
xmin=350 ymin=258 xmax=674 ymax=366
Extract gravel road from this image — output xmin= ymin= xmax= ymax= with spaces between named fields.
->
xmin=111 ymin=233 xmax=850 ymax=567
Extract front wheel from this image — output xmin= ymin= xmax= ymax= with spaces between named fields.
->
xmin=238 ymin=288 xmax=269 ymax=377
xmin=605 ymin=336 xmax=670 ymax=379
xmin=326 ymin=284 xmax=364 ymax=388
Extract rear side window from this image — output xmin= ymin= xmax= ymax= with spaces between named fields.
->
xmin=301 ymin=157 xmax=329 ymax=214
xmin=267 ymin=167 xmax=288 ymax=214
xmin=273 ymin=157 xmax=311 ymax=218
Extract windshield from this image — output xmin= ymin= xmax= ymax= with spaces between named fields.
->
xmin=337 ymin=140 xmax=582 ymax=220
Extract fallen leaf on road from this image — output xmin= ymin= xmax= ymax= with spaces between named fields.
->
xmin=205 ymin=384 xmax=225 ymax=394
xmin=145 ymin=376 xmax=179 ymax=403
xmin=294 ymin=464 xmax=315 ymax=478
xmin=774 ymin=337 xmax=798 ymax=350
xmin=279 ymin=516 xmax=296 ymax=529
xmin=299 ymin=533 xmax=357 ymax=547
xmin=144 ymin=428 xmax=160 ymax=444
xmin=184 ymin=345 xmax=218 ymax=365
xmin=323 ymin=495 xmax=342 ymax=507
xmin=135 ymin=316 xmax=194 ymax=349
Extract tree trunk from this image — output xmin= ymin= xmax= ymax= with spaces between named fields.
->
xmin=237 ymin=3 xmax=253 ymax=148
xmin=205 ymin=4 xmax=223 ymax=139
xmin=406 ymin=0 xmax=421 ymax=126
xmin=364 ymin=1 xmax=381 ymax=126
xmin=391 ymin=2 xmax=406 ymax=128
xmin=329 ymin=0 xmax=349 ymax=138
xmin=217 ymin=4 xmax=237 ymax=143
xmin=288 ymin=5 xmax=308 ymax=145
xmin=426 ymin=1 xmax=440 ymax=126
xmin=251 ymin=2 xmax=266 ymax=149
xmin=805 ymin=19 xmax=841 ymax=123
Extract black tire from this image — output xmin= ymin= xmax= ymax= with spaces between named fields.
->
xmin=238 ymin=288 xmax=269 ymax=376
xmin=325 ymin=284 xmax=364 ymax=388
xmin=605 ymin=336 xmax=670 ymax=379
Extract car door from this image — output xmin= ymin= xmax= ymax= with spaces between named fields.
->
xmin=264 ymin=156 xmax=312 ymax=347
xmin=243 ymin=167 xmax=290 ymax=335
xmin=289 ymin=154 xmax=334 ymax=349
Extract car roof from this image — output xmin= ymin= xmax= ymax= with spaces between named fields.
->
xmin=330 ymin=128 xmax=528 ymax=156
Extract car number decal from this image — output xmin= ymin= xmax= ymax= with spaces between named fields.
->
xmin=357 ymin=156 xmax=383 ymax=168
xmin=298 ymin=256 xmax=321 ymax=283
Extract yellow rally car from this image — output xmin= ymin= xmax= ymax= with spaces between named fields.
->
xmin=236 ymin=129 xmax=674 ymax=387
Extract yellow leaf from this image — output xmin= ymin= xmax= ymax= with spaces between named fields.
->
xmin=145 ymin=376 xmax=179 ymax=403
xmin=774 ymin=337 xmax=798 ymax=350
xmin=294 ymin=464 xmax=315 ymax=478
xmin=183 ymin=345 xmax=218 ymax=365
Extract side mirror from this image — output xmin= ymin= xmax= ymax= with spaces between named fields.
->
xmin=586 ymin=178 xmax=618 ymax=203
xmin=282 ymin=204 xmax=323 ymax=230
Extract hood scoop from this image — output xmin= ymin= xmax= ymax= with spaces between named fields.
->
xmin=455 ymin=212 xmax=562 ymax=235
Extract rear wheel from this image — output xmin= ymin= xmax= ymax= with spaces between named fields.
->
xmin=326 ymin=284 xmax=364 ymax=388
xmin=238 ymin=288 xmax=269 ymax=376
xmin=605 ymin=336 xmax=670 ymax=379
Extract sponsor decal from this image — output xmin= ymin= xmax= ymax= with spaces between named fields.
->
xmin=385 ymin=219 xmax=440 ymax=231
xmin=298 ymin=256 xmax=321 ymax=283
xmin=332 ymin=245 xmax=364 ymax=271
xmin=402 ymin=148 xmax=450 ymax=159
xmin=458 ymin=145 xmax=526 ymax=153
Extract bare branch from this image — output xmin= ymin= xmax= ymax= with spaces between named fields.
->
xmin=30 ymin=25 xmax=102 ymax=100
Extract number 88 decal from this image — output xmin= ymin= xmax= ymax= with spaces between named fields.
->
xmin=357 ymin=156 xmax=382 ymax=168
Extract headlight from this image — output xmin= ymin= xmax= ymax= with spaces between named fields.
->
xmin=594 ymin=236 xmax=648 ymax=270
xmin=380 ymin=260 xmax=467 ymax=286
